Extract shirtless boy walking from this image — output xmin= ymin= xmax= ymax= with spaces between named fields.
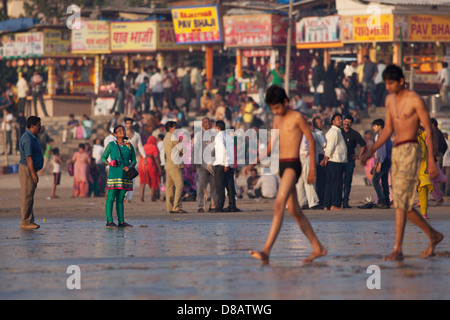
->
xmin=244 ymin=85 xmax=326 ymax=264
xmin=361 ymin=65 xmax=443 ymax=261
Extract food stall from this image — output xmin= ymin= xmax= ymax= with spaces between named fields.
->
xmin=222 ymin=13 xmax=300 ymax=94
xmin=0 ymin=26 xmax=97 ymax=117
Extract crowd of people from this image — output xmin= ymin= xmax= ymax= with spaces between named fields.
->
xmin=3 ymin=59 xmax=449 ymax=226
xmin=10 ymin=56 xmax=448 ymax=268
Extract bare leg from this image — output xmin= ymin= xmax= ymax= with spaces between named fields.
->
xmin=140 ymin=184 xmax=145 ymax=202
xmin=406 ymin=208 xmax=444 ymax=258
xmin=286 ymin=186 xmax=327 ymax=263
xmin=249 ymin=169 xmax=296 ymax=264
xmin=384 ymin=208 xmax=443 ymax=261
xmin=50 ymin=184 xmax=58 ymax=198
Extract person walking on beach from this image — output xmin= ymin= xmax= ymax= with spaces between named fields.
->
xmin=244 ymin=85 xmax=326 ymax=264
xmin=102 ymin=125 xmax=136 ymax=228
xmin=18 ymin=116 xmax=44 ymax=229
xmin=361 ymin=64 xmax=443 ymax=261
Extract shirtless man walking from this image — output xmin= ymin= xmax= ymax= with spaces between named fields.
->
xmin=244 ymin=85 xmax=326 ymax=264
xmin=361 ymin=65 xmax=443 ymax=261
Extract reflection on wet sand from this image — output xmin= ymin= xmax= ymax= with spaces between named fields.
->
xmin=0 ymin=218 xmax=448 ymax=300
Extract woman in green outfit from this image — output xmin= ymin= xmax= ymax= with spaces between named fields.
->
xmin=102 ymin=125 xmax=137 ymax=228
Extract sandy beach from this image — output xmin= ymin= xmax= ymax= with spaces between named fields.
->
xmin=0 ymin=170 xmax=449 ymax=300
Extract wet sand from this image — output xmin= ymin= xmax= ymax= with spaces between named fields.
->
xmin=0 ymin=172 xmax=449 ymax=300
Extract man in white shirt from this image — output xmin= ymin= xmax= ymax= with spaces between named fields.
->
xmin=124 ymin=118 xmax=147 ymax=203
xmin=213 ymin=120 xmax=239 ymax=212
xmin=253 ymin=168 xmax=278 ymax=199
xmin=162 ymin=66 xmax=174 ymax=107
xmin=321 ymin=113 xmax=347 ymax=210
xmin=17 ymin=73 xmax=29 ymax=115
xmin=150 ymin=67 xmax=164 ymax=110
xmin=2 ymin=108 xmax=14 ymax=155
xmin=313 ymin=116 xmax=327 ymax=207
xmin=194 ymin=117 xmax=217 ymax=212
xmin=296 ymin=132 xmax=320 ymax=209
xmin=437 ymin=62 xmax=450 ymax=106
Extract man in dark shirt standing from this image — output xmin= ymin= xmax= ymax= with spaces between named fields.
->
xmin=341 ymin=115 xmax=366 ymax=208
xmin=19 ymin=116 xmax=44 ymax=229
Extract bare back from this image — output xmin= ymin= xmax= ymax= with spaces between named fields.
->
xmin=385 ymin=89 xmax=424 ymax=143
xmin=274 ymin=110 xmax=305 ymax=159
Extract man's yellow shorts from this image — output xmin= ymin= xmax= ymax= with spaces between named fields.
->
xmin=391 ymin=142 xmax=421 ymax=212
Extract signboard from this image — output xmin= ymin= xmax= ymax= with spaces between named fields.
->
xmin=111 ymin=21 xmax=156 ymax=52
xmin=44 ymin=29 xmax=72 ymax=57
xmin=110 ymin=21 xmax=187 ymax=52
xmin=341 ymin=15 xmax=393 ymax=42
xmin=158 ymin=22 xmax=189 ymax=50
xmin=296 ymin=15 xmax=342 ymax=49
xmin=72 ymin=20 xmax=110 ymax=54
xmin=0 ymin=32 xmax=44 ymax=59
xmin=408 ymin=15 xmax=450 ymax=42
xmin=223 ymin=14 xmax=292 ymax=47
xmin=171 ymin=5 xmax=222 ymax=44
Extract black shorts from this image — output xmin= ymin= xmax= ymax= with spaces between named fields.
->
xmin=53 ymin=173 xmax=61 ymax=185
xmin=279 ymin=158 xmax=302 ymax=182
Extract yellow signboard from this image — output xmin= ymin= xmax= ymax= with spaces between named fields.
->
xmin=44 ymin=29 xmax=72 ymax=57
xmin=408 ymin=15 xmax=450 ymax=42
xmin=110 ymin=21 xmax=188 ymax=52
xmin=72 ymin=20 xmax=110 ymax=54
xmin=342 ymin=15 xmax=393 ymax=42
xmin=111 ymin=21 xmax=156 ymax=52
xmin=171 ymin=5 xmax=222 ymax=44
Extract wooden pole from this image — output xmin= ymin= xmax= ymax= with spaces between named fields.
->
xmin=205 ymin=45 xmax=214 ymax=91
xmin=285 ymin=0 xmax=293 ymax=96
xmin=2 ymin=111 xmax=8 ymax=166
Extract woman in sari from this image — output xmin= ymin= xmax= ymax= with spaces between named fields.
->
xmin=72 ymin=143 xmax=91 ymax=197
xmin=139 ymin=136 xmax=161 ymax=202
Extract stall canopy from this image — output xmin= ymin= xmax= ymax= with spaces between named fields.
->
xmin=0 ymin=18 xmax=38 ymax=32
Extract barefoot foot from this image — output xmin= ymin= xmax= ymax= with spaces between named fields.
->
xmin=383 ymin=251 xmax=404 ymax=261
xmin=302 ymin=247 xmax=327 ymax=263
xmin=249 ymin=250 xmax=269 ymax=264
xmin=422 ymin=232 xmax=444 ymax=258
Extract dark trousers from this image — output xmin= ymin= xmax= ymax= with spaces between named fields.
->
xmin=214 ymin=165 xmax=236 ymax=211
xmin=152 ymin=92 xmax=163 ymax=110
xmin=17 ymin=98 xmax=26 ymax=115
xmin=324 ymin=161 xmax=345 ymax=208
xmin=32 ymin=92 xmax=49 ymax=117
xmin=372 ymin=159 xmax=391 ymax=206
xmin=342 ymin=159 xmax=355 ymax=206
xmin=316 ymin=154 xmax=327 ymax=206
